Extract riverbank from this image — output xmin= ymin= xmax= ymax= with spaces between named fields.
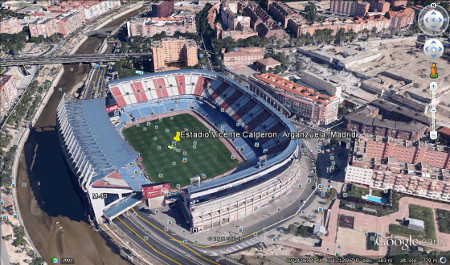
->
xmin=0 ymin=63 xmax=64 ymax=264
xmin=14 ymin=5 xmax=145 ymax=265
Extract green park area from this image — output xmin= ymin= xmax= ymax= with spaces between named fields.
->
xmin=389 ymin=204 xmax=436 ymax=240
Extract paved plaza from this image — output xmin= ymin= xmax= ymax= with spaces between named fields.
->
xmin=280 ymin=196 xmax=450 ymax=257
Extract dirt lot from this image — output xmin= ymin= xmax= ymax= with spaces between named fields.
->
xmin=336 ymin=227 xmax=366 ymax=250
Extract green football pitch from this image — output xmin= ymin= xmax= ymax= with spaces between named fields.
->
xmin=122 ymin=114 xmax=239 ymax=187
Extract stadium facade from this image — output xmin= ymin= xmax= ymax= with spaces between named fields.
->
xmin=57 ymin=70 xmax=301 ymax=231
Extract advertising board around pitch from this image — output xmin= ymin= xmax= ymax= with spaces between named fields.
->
xmin=142 ymin=182 xmax=171 ymax=199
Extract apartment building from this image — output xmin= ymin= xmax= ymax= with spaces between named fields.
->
xmin=369 ymin=1 xmax=390 ymax=13
xmin=29 ymin=10 xmax=85 ymax=37
xmin=242 ymin=1 xmax=286 ymax=39
xmin=254 ymin=57 xmax=281 ymax=71
xmin=214 ymin=1 xmax=256 ymax=41
xmin=0 ymin=17 xmax=24 ymax=34
xmin=207 ymin=2 xmax=221 ymax=30
xmin=253 ymin=73 xmax=339 ymax=125
xmin=330 ymin=0 xmax=370 ymax=17
xmin=47 ymin=1 xmax=120 ymax=20
xmin=29 ymin=17 xmax=59 ymax=37
xmin=0 ymin=75 xmax=18 ymax=117
xmin=83 ymin=0 xmax=120 ymax=20
xmin=288 ymin=14 xmax=391 ymax=37
xmin=152 ymin=38 xmax=198 ymax=72
xmin=220 ymin=1 xmax=238 ymax=30
xmin=300 ymin=70 xmax=342 ymax=99
xmin=268 ymin=1 xmax=306 ymax=29
xmin=217 ymin=25 xmax=258 ymax=41
xmin=222 ymin=47 xmax=264 ymax=66
xmin=386 ymin=7 xmax=414 ymax=28
xmin=346 ymin=137 xmax=450 ymax=202
xmin=151 ymin=0 xmax=174 ymax=17
xmin=127 ymin=16 xmax=196 ymax=37
xmin=56 ymin=10 xmax=85 ymax=35
xmin=261 ymin=0 xmax=413 ymax=38
xmin=345 ymin=99 xmax=430 ymax=141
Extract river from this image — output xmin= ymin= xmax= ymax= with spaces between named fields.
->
xmin=16 ymin=7 xmax=143 ymax=265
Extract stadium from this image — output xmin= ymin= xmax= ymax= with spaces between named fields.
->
xmin=56 ymin=69 xmax=301 ymax=232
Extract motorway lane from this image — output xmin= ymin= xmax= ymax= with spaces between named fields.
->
xmin=114 ymin=216 xmax=196 ymax=265
xmin=0 ymin=53 xmax=150 ymax=66
xmin=97 ymin=66 xmax=107 ymax=97
xmin=87 ymin=67 xmax=100 ymax=99
xmin=85 ymin=66 xmax=107 ymax=99
xmin=127 ymin=214 xmax=220 ymax=265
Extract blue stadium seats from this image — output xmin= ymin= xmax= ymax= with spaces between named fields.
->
xmin=140 ymin=106 xmax=152 ymax=117
xmin=113 ymin=70 xmax=295 ymax=169
xmin=152 ymin=104 xmax=166 ymax=115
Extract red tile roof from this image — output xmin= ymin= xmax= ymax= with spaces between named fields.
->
xmin=254 ymin=72 xmax=336 ymax=104
xmin=438 ymin=127 xmax=450 ymax=136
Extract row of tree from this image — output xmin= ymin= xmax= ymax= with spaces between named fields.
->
xmin=0 ymin=79 xmax=52 ymax=190
xmin=211 ymin=35 xmax=264 ymax=54
xmin=0 ymin=7 xmax=25 ymax=19
xmin=196 ymin=3 xmax=213 ymax=36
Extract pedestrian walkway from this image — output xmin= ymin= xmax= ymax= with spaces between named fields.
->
xmin=281 ymin=196 xmax=450 ymax=257
xmin=147 ymin=159 xmax=313 ymax=246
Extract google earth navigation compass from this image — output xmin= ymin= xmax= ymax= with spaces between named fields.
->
xmin=418 ymin=3 xmax=447 ymax=141
xmin=418 ymin=3 xmax=449 ymax=36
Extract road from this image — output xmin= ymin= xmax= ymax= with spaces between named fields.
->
xmin=115 ymin=180 xmax=317 ymax=263
xmin=0 ymin=53 xmax=150 ymax=66
xmin=0 ymin=193 xmax=11 ymax=265
xmin=114 ymin=215 xmax=221 ymax=265
xmin=111 ymin=152 xmax=318 ymax=265
xmin=84 ymin=66 xmax=108 ymax=99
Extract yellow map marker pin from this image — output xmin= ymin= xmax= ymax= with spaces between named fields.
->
xmin=174 ymin=131 xmax=181 ymax=142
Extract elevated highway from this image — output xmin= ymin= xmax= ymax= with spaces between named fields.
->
xmin=0 ymin=52 xmax=151 ymax=66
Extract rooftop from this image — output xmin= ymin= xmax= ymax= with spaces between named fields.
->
xmin=151 ymin=37 xmax=197 ymax=48
xmin=254 ymin=73 xmax=336 ymax=104
xmin=404 ymin=217 xmax=425 ymax=228
xmin=255 ymin=57 xmax=281 ymax=67
xmin=62 ymin=97 xmax=139 ymax=184
xmin=346 ymin=106 xmax=428 ymax=133
xmin=223 ymin=47 xmax=263 ymax=57
xmin=438 ymin=127 xmax=450 ymax=137
xmin=0 ymin=75 xmax=12 ymax=87
xmin=370 ymin=99 xmax=431 ymax=125
xmin=103 ymin=193 xmax=142 ymax=220
xmin=131 ymin=15 xmax=194 ymax=26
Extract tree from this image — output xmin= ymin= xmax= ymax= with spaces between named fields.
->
xmin=294 ymin=61 xmax=303 ymax=71
xmin=335 ymin=28 xmax=346 ymax=43
xmin=338 ymin=103 xmax=350 ymax=116
xmin=196 ymin=3 xmax=212 ymax=36
xmin=347 ymin=30 xmax=358 ymax=42
xmin=328 ymin=188 xmax=338 ymax=200
xmin=288 ymin=224 xmax=297 ymax=234
xmin=0 ymin=7 xmax=25 ymax=19
xmin=13 ymin=237 xmax=24 ymax=247
xmin=303 ymin=4 xmax=318 ymax=22
xmin=31 ymin=257 xmax=46 ymax=265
